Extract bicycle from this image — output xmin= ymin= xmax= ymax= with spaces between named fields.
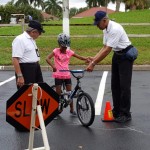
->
xmin=51 ymin=70 xmax=95 ymax=127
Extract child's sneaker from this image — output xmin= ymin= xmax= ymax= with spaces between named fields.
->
xmin=70 ymin=110 xmax=77 ymax=116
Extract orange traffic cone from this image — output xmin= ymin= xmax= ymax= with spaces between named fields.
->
xmin=102 ymin=101 xmax=114 ymax=122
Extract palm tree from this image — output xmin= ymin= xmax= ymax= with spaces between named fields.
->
xmin=11 ymin=0 xmax=45 ymax=9
xmin=44 ymin=0 xmax=62 ymax=16
xmin=86 ymin=0 xmax=149 ymax=12
xmin=86 ymin=0 xmax=110 ymax=8
xmin=123 ymin=0 xmax=149 ymax=11
xmin=13 ymin=0 xmax=30 ymax=6
xmin=29 ymin=0 xmax=45 ymax=9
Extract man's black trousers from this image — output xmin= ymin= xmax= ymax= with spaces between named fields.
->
xmin=111 ymin=53 xmax=133 ymax=116
xmin=16 ymin=62 xmax=43 ymax=89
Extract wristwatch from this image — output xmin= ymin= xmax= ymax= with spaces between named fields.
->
xmin=91 ymin=61 xmax=96 ymax=66
xmin=17 ymin=74 xmax=23 ymax=78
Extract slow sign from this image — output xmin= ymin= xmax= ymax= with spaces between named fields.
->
xmin=6 ymin=82 xmax=59 ymax=131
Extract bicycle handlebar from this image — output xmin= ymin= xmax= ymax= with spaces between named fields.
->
xmin=60 ymin=69 xmax=85 ymax=73
xmin=59 ymin=69 xmax=85 ymax=79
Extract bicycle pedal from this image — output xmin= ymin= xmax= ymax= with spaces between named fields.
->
xmin=64 ymin=103 xmax=68 ymax=108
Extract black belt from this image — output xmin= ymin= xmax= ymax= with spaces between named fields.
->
xmin=115 ymin=45 xmax=133 ymax=55
xmin=20 ymin=62 xmax=38 ymax=65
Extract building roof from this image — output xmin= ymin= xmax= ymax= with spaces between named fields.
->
xmin=41 ymin=12 xmax=58 ymax=20
xmin=72 ymin=7 xmax=115 ymax=18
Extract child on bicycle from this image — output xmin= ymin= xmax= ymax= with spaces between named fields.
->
xmin=46 ymin=33 xmax=89 ymax=116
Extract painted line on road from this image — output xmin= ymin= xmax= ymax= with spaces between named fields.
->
xmin=95 ymin=71 xmax=108 ymax=115
xmin=0 ymin=76 xmax=15 ymax=86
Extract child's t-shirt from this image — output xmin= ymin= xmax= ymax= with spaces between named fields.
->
xmin=52 ymin=48 xmax=74 ymax=79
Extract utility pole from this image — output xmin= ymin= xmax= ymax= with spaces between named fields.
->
xmin=62 ymin=0 xmax=70 ymax=36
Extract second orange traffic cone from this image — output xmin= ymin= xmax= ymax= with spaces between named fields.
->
xmin=102 ymin=101 xmax=114 ymax=122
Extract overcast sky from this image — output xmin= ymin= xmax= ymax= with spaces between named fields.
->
xmin=0 ymin=0 xmax=125 ymax=11
xmin=0 ymin=0 xmax=87 ymax=7
xmin=69 ymin=0 xmax=87 ymax=8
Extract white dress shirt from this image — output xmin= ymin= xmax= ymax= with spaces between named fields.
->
xmin=12 ymin=31 xmax=40 ymax=63
xmin=103 ymin=20 xmax=131 ymax=51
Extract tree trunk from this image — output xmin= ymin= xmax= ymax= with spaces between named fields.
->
xmin=130 ymin=4 xmax=136 ymax=10
xmin=115 ymin=0 xmax=121 ymax=12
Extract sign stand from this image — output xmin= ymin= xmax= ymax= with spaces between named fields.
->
xmin=25 ymin=83 xmax=50 ymax=150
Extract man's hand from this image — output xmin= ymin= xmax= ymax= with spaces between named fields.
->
xmin=17 ymin=76 xmax=24 ymax=88
xmin=85 ymin=57 xmax=91 ymax=63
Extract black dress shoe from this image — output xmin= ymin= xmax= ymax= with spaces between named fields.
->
xmin=115 ymin=114 xmax=132 ymax=123
xmin=112 ymin=110 xmax=120 ymax=118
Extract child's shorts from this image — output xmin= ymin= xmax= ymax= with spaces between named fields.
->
xmin=55 ymin=78 xmax=72 ymax=86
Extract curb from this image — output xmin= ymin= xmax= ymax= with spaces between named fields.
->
xmin=0 ymin=65 xmax=150 ymax=71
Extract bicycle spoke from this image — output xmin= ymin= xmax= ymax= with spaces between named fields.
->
xmin=79 ymin=98 xmax=91 ymax=122
xmin=76 ymin=93 xmax=95 ymax=126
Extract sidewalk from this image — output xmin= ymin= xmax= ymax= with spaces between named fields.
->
xmin=1 ymin=65 xmax=150 ymax=71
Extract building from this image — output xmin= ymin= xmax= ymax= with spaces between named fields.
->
xmin=41 ymin=12 xmax=59 ymax=21
xmin=72 ymin=7 xmax=115 ymax=18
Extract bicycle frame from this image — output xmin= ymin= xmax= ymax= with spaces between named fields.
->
xmin=68 ymin=77 xmax=82 ymax=101
xmin=60 ymin=70 xmax=84 ymax=103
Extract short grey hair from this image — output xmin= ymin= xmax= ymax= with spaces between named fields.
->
xmin=103 ymin=15 xmax=109 ymax=19
xmin=26 ymin=27 xmax=34 ymax=32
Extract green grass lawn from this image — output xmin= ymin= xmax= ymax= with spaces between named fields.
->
xmin=0 ymin=9 xmax=150 ymax=65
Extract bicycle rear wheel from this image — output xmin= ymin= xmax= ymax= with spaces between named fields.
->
xmin=76 ymin=92 xmax=95 ymax=127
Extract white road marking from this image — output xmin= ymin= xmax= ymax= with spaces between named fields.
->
xmin=95 ymin=71 xmax=108 ymax=115
xmin=0 ymin=76 xmax=15 ymax=86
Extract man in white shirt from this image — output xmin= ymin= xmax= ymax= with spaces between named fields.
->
xmin=12 ymin=20 xmax=45 ymax=89
xmin=86 ymin=11 xmax=137 ymax=123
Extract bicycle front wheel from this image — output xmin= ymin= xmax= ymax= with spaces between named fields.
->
xmin=76 ymin=92 xmax=95 ymax=127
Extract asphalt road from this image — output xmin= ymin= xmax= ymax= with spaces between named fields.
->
xmin=0 ymin=70 xmax=150 ymax=150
